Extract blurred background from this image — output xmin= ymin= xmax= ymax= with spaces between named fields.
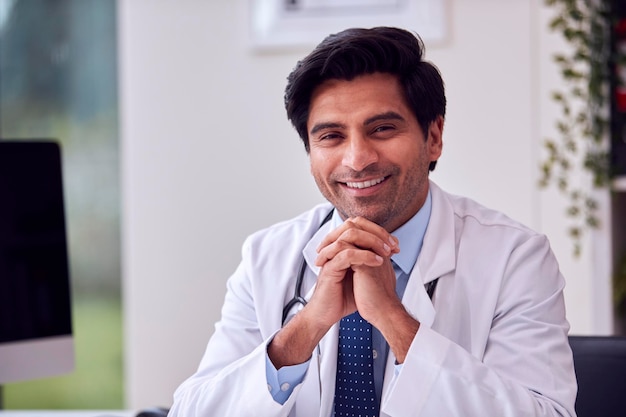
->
xmin=0 ymin=0 xmax=623 ymax=411
xmin=0 ymin=0 xmax=122 ymax=409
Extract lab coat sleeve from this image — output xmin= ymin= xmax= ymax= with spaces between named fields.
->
xmin=381 ymin=235 xmax=577 ymax=417
xmin=168 ymin=237 xmax=307 ymax=417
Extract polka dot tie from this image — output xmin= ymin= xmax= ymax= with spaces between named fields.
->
xmin=333 ymin=311 xmax=379 ymax=417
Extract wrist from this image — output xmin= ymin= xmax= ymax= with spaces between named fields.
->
xmin=376 ymin=304 xmax=419 ymax=364
xmin=268 ymin=307 xmax=329 ymax=369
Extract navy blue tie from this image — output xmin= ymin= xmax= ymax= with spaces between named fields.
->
xmin=333 ymin=311 xmax=379 ymax=417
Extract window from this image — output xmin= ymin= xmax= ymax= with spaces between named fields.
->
xmin=0 ymin=0 xmax=122 ymax=409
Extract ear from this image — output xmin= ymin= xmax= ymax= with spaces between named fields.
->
xmin=427 ymin=116 xmax=444 ymax=162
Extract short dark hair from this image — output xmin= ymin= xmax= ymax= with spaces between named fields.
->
xmin=284 ymin=27 xmax=446 ymax=159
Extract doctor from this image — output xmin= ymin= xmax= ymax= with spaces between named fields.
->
xmin=169 ymin=27 xmax=577 ymax=417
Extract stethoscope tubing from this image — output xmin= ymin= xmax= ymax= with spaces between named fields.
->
xmin=282 ymin=210 xmax=334 ymax=325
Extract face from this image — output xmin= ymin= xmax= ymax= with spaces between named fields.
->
xmin=307 ymin=72 xmax=443 ymax=232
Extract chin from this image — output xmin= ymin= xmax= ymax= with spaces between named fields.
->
xmin=337 ymin=205 xmax=391 ymax=226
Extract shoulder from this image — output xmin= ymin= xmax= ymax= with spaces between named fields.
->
xmin=428 ymin=182 xmax=553 ymax=262
xmin=431 ymin=182 xmax=536 ymax=238
xmin=427 ymin=183 xmax=561 ymax=294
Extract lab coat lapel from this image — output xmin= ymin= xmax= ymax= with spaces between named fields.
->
xmin=381 ymin=181 xmax=457 ymax=400
xmin=417 ymin=181 xmax=457 ymax=285
xmin=397 ymin=181 xmax=457 ymax=327
xmin=402 ymin=264 xmax=436 ymax=326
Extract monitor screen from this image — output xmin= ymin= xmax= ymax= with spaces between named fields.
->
xmin=0 ymin=140 xmax=74 ymax=384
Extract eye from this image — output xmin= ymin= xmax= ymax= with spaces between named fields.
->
xmin=371 ymin=124 xmax=396 ymax=138
xmin=374 ymin=125 xmax=393 ymax=132
xmin=318 ymin=132 xmax=343 ymax=141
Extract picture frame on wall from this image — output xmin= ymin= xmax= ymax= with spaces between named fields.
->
xmin=250 ymin=0 xmax=447 ymax=51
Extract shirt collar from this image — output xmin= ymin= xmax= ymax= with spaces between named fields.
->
xmin=391 ymin=190 xmax=432 ymax=275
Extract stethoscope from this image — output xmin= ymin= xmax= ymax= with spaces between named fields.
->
xmin=281 ymin=210 xmax=439 ymax=325
xmin=282 ymin=210 xmax=334 ymax=324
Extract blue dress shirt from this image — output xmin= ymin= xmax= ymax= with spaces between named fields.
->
xmin=266 ymin=191 xmax=432 ymax=405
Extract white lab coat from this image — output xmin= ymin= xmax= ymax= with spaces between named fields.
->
xmin=169 ymin=181 xmax=577 ymax=417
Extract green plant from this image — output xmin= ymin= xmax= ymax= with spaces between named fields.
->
xmin=540 ymin=0 xmax=626 ymax=316
xmin=539 ymin=0 xmax=612 ymax=256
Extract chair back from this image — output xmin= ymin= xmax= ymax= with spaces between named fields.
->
xmin=569 ymin=335 xmax=626 ymax=417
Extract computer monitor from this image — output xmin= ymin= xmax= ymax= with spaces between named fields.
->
xmin=0 ymin=140 xmax=74 ymax=384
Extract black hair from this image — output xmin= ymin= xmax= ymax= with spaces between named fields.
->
xmin=284 ymin=27 xmax=446 ymax=170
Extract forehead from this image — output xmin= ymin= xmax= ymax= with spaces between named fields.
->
xmin=307 ymin=73 xmax=411 ymax=125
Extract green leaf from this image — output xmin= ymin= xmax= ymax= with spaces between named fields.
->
xmin=568 ymin=8 xmax=584 ymax=22
xmin=544 ymin=139 xmax=557 ymax=153
xmin=541 ymin=0 xmax=614 ymax=259
xmin=585 ymin=197 xmax=598 ymax=210
xmin=568 ymin=226 xmax=581 ymax=239
xmin=549 ymin=16 xmax=567 ymax=31
xmin=562 ymin=67 xmax=584 ymax=80
xmin=553 ymin=54 xmax=570 ymax=64
xmin=567 ymin=205 xmax=580 ymax=216
xmin=586 ymin=216 xmax=600 ymax=228
xmin=551 ymin=91 xmax=566 ymax=102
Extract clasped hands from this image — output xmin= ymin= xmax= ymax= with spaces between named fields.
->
xmin=310 ymin=216 xmax=401 ymax=331
xmin=269 ymin=216 xmax=419 ymax=368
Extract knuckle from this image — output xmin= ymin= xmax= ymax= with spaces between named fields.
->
xmin=335 ymin=240 xmax=350 ymax=251
xmin=342 ymin=228 xmax=359 ymax=242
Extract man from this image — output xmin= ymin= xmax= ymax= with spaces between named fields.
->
xmin=168 ymin=27 xmax=577 ymax=416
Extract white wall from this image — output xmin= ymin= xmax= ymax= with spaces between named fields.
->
xmin=118 ymin=0 xmax=613 ymax=409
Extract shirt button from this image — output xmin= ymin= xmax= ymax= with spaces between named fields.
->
xmin=372 ymin=349 xmax=378 ymax=359
xmin=280 ymin=382 xmax=290 ymax=392
xmin=267 ymin=383 xmax=272 ymax=392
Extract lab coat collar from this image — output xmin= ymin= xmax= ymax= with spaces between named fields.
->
xmin=301 ymin=212 xmax=336 ymax=277
xmin=417 ymin=181 xmax=457 ymax=285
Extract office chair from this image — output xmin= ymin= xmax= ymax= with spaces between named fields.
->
xmin=569 ymin=335 xmax=626 ymax=417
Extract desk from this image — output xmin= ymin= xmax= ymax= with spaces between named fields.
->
xmin=0 ymin=412 xmax=134 ymax=417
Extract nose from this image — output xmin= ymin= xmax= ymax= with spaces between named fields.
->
xmin=341 ymin=134 xmax=378 ymax=171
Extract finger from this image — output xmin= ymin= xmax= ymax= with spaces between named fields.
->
xmin=350 ymin=217 xmax=400 ymax=252
xmin=315 ymin=227 xmax=392 ymax=266
xmin=317 ymin=217 xmax=399 ymax=255
xmin=319 ymin=247 xmax=384 ymax=271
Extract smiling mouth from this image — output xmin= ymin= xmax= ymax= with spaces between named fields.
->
xmin=344 ymin=176 xmax=386 ymax=189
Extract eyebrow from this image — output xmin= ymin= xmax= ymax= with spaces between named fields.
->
xmin=309 ymin=111 xmax=406 ymax=136
xmin=364 ymin=111 xmax=406 ymax=125
xmin=309 ymin=122 xmax=346 ymax=136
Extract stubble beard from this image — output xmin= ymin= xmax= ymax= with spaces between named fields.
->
xmin=314 ymin=161 xmax=430 ymax=232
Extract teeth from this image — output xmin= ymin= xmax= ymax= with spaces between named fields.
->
xmin=346 ymin=177 xmax=385 ymax=189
